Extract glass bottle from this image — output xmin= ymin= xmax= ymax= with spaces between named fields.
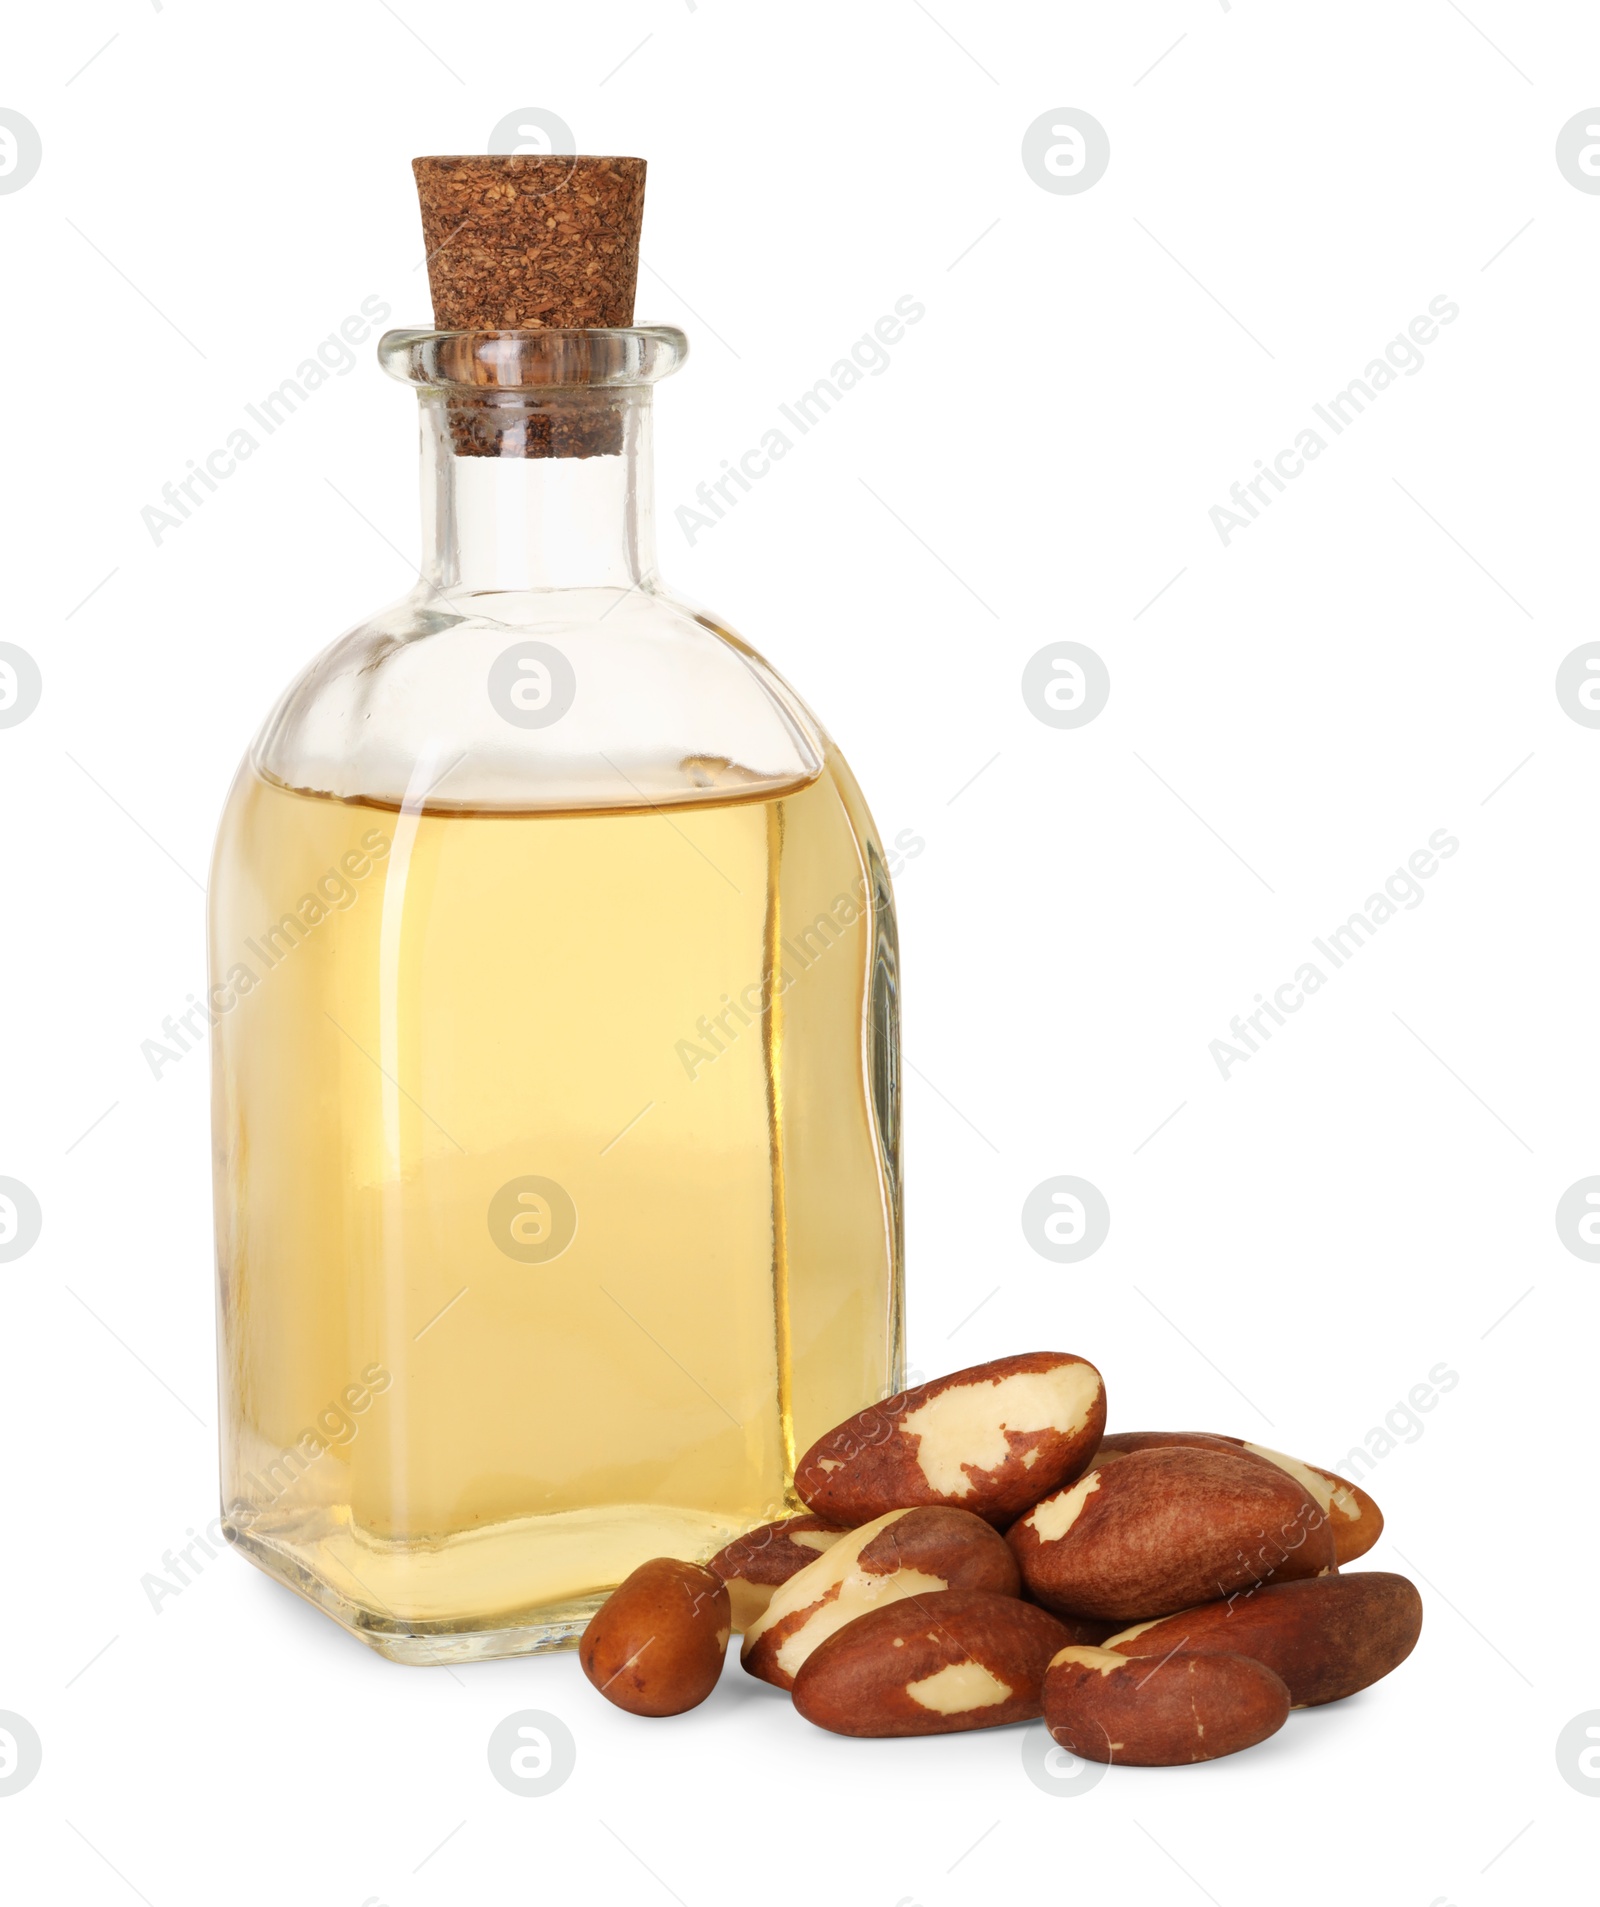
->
xmin=208 ymin=321 xmax=904 ymax=1662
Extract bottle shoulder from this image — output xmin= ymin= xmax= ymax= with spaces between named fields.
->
xmin=252 ymin=581 xmax=831 ymax=814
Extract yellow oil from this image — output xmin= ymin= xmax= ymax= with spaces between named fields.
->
xmin=208 ymin=756 xmax=901 ymax=1659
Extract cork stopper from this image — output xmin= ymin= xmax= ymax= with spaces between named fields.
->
xmin=412 ymin=155 xmax=648 ymax=458
xmin=414 ymin=155 xmax=645 ymax=327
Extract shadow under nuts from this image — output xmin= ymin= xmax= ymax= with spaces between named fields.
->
xmin=580 ymin=1558 xmax=731 ymax=1717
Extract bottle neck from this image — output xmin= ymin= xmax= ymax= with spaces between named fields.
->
xmin=418 ymin=388 xmax=657 ymax=595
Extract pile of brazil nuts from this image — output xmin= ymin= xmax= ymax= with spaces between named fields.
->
xmin=578 ymin=1351 xmax=1423 ymax=1765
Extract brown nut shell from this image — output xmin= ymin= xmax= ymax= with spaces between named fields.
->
xmin=793 ymin=1588 xmax=1078 ymax=1737
xmin=1102 ymin=1570 xmax=1423 ymax=1707
xmin=741 ymin=1506 xmax=1019 ymax=1691
xmin=1008 ymin=1446 xmax=1337 ymax=1623
xmin=1093 ymin=1431 xmax=1383 ymax=1565
xmin=1042 ymin=1645 xmax=1290 ymax=1765
xmin=707 ymin=1515 xmax=851 ymax=1632
xmin=795 ymin=1352 xmax=1106 ymax=1527
xmin=579 ymin=1558 xmax=730 ymax=1717
xmin=1016 ymin=1588 xmax=1124 ymax=1645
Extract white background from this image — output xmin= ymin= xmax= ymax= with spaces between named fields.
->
xmin=2 ymin=3 xmax=1596 ymax=1903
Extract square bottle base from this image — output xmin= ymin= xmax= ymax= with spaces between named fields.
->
xmin=228 ymin=1524 xmax=607 ymax=1664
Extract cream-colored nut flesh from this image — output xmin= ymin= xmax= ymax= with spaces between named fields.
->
xmin=791 ymin=1529 xmax=844 ymax=1554
xmin=905 ymin=1660 xmax=1013 ymax=1714
xmin=742 ymin=1509 xmax=950 ymax=1680
xmin=774 ymin=1565 xmax=950 ymax=1677
xmin=1022 ymin=1468 xmax=1102 ymax=1542
xmin=745 ymin=1512 xmax=904 ymax=1653
xmin=900 ymin=1364 xmax=1101 ymax=1498
xmin=1102 ymin=1614 xmax=1172 ymax=1650
xmin=1244 ymin=1442 xmax=1359 ymax=1521
xmin=1047 ymin=1645 xmax=1128 ymax=1677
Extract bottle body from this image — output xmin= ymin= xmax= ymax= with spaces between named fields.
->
xmin=209 ymin=329 xmax=902 ymax=1660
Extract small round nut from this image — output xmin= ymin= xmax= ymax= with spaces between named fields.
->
xmin=580 ymin=1559 xmax=731 ymax=1717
